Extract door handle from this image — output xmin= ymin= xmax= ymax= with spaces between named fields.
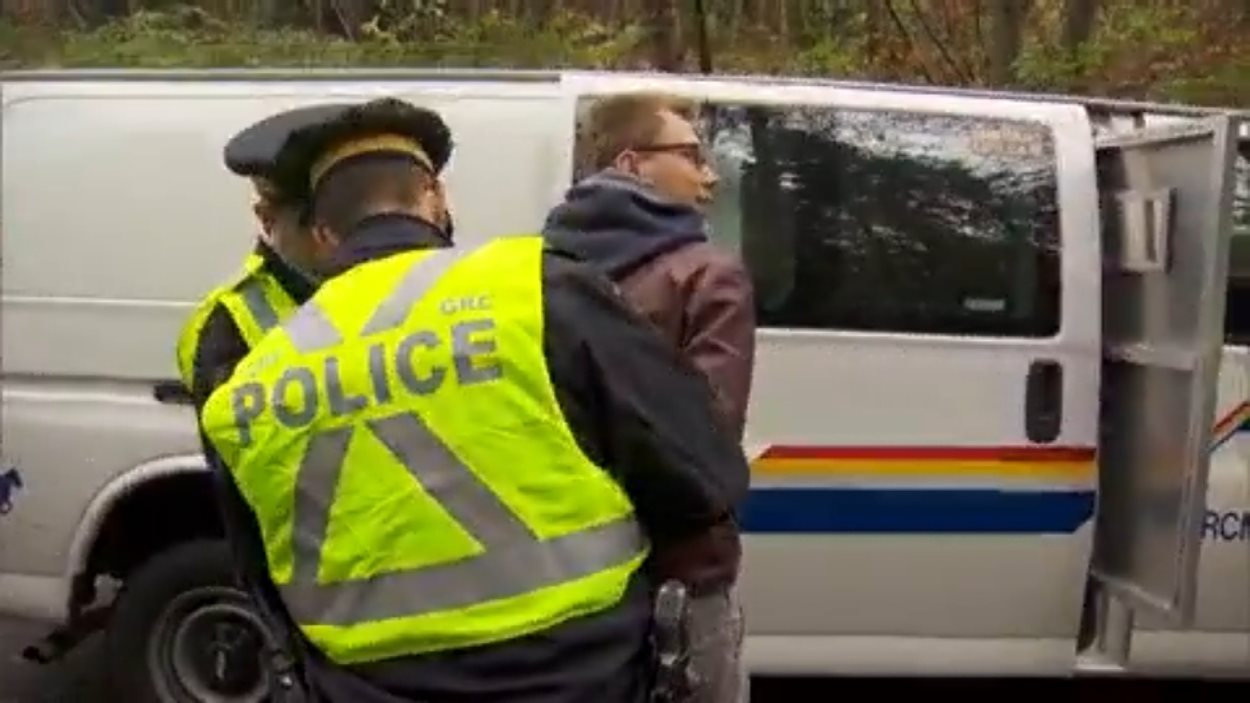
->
xmin=1025 ymin=359 xmax=1063 ymax=443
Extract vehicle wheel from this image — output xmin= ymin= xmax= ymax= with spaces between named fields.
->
xmin=105 ymin=539 xmax=272 ymax=703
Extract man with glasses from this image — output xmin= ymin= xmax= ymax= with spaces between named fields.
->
xmin=544 ymin=91 xmax=755 ymax=703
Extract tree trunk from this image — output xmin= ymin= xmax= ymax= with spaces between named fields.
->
xmin=1227 ymin=0 xmax=1250 ymax=26
xmin=987 ymin=0 xmax=1029 ymax=86
xmin=864 ymin=0 xmax=882 ymax=62
xmin=743 ymin=0 xmax=763 ymax=27
xmin=94 ymin=0 xmax=130 ymax=19
xmin=327 ymin=0 xmax=378 ymax=40
xmin=693 ymin=0 xmax=713 ymax=73
xmin=1060 ymin=0 xmax=1097 ymax=53
xmin=255 ymin=0 xmax=282 ymax=27
xmin=2 ymin=0 xmax=60 ymax=24
xmin=646 ymin=0 xmax=682 ymax=71
xmin=728 ymin=0 xmax=744 ymax=38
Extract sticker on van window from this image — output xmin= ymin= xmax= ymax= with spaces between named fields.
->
xmin=963 ymin=297 xmax=1007 ymax=313
xmin=0 ymin=465 xmax=23 ymax=515
xmin=967 ymin=127 xmax=1049 ymax=159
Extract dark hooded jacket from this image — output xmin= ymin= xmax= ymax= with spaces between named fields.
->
xmin=544 ymin=170 xmax=756 ymax=592
xmin=543 ymin=169 xmax=755 ymax=441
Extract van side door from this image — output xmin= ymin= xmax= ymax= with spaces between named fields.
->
xmin=566 ymin=74 xmax=1101 ymax=675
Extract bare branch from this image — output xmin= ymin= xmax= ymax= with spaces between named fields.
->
xmin=330 ymin=0 xmax=359 ymax=41
xmin=907 ymin=0 xmax=972 ymax=83
xmin=883 ymin=0 xmax=936 ymax=83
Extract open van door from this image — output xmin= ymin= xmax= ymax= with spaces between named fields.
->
xmin=1090 ymin=114 xmax=1242 ymax=651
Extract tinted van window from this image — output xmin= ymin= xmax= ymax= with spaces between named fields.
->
xmin=700 ymin=104 xmax=1061 ymax=337
xmin=1224 ymin=150 xmax=1250 ymax=344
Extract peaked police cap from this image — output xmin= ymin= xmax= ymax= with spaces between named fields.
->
xmin=271 ymin=97 xmax=454 ymax=200
xmin=224 ymin=103 xmax=358 ymax=196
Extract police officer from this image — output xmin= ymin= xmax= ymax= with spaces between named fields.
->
xmin=199 ymin=97 xmax=750 ymax=703
xmin=174 ymin=103 xmax=353 ymax=701
xmin=177 ymin=102 xmax=353 ymax=406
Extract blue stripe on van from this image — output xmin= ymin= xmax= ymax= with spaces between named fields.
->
xmin=740 ymin=488 xmax=1096 ymax=534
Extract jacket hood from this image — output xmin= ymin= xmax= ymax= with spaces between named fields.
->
xmin=542 ymin=169 xmax=708 ymax=279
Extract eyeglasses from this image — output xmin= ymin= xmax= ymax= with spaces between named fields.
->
xmin=631 ymin=142 xmax=708 ymax=168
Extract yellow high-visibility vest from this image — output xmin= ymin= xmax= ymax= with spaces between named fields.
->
xmin=200 ymin=236 xmax=647 ymax=666
xmin=175 ymin=251 xmax=298 ymax=390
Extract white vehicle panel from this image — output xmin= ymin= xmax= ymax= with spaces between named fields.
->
xmin=2 ymin=81 xmax=570 ymax=382
xmin=0 ymin=70 xmax=1246 ymax=680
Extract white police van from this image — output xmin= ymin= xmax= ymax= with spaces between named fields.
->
xmin=1 ymin=69 xmax=1248 ymax=700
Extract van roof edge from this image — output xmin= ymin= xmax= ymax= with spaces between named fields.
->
xmin=0 ymin=67 xmax=563 ymax=83
xmin=3 ymin=68 xmax=1249 ymax=123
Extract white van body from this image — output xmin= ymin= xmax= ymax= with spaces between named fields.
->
xmin=1 ymin=70 xmax=1247 ymax=698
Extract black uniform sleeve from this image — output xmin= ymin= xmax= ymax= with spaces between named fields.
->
xmin=541 ymin=253 xmax=750 ymax=543
xmin=189 ymin=308 xmax=294 ymax=636
xmin=190 ymin=306 xmax=253 ymax=413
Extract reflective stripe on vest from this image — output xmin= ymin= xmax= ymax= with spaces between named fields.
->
xmin=282 ymin=413 xmax=642 ymax=627
xmin=220 ymin=269 xmax=297 ymax=351
xmin=200 ymin=236 xmax=647 ymax=665
xmin=175 ymin=253 xmax=297 ymax=389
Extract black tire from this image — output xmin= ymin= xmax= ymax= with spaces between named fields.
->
xmin=105 ymin=539 xmax=273 ymax=703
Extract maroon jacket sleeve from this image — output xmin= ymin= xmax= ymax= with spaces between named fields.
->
xmin=679 ymin=247 xmax=757 ymax=442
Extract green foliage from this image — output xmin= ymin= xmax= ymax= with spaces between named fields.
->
xmin=1011 ymin=1 xmax=1250 ymax=106
xmin=1162 ymin=57 xmax=1250 ymax=108
xmin=2 ymin=1 xmax=1248 ymax=108
xmin=0 ymin=5 xmax=648 ymax=70
xmin=790 ymin=39 xmax=865 ymax=77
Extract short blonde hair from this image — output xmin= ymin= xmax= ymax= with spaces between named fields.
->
xmin=579 ymin=92 xmax=700 ymax=173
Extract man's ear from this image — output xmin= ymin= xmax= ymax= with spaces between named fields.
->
xmin=612 ymin=150 xmax=641 ymax=176
xmin=252 ymin=200 xmax=276 ymax=235
xmin=310 ymin=223 xmax=339 ymax=251
xmin=423 ymin=178 xmax=450 ymax=222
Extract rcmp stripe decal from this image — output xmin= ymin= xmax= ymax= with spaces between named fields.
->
xmin=752 ymin=445 xmax=1096 ymax=483
xmin=741 ymin=487 xmax=1096 ymax=534
xmin=740 ymin=399 xmax=1250 ymax=535
xmin=742 ymin=444 xmax=1096 ymax=535
xmin=1210 ymin=400 xmax=1250 ymax=452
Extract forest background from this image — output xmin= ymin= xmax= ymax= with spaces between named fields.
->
xmin=1 ymin=1 xmax=1248 ymax=110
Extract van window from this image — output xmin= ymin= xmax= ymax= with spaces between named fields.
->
xmin=1224 ymin=150 xmax=1250 ymax=344
xmin=697 ymin=104 xmax=1061 ymax=337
